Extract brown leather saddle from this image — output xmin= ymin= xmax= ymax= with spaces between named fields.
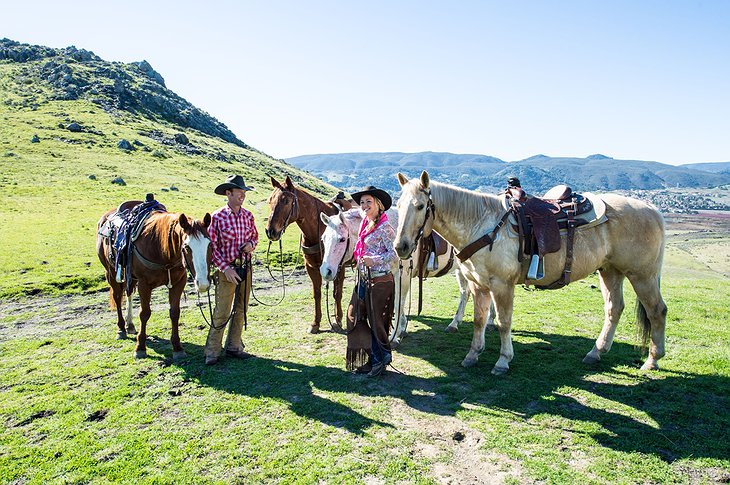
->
xmin=508 ymin=184 xmax=593 ymax=289
xmin=417 ymin=231 xmax=454 ymax=278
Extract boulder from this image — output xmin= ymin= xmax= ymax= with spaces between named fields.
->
xmin=173 ymin=133 xmax=189 ymax=145
xmin=111 ymin=177 xmax=126 ymax=186
xmin=67 ymin=122 xmax=82 ymax=132
xmin=31 ymin=134 xmax=40 ymax=143
xmin=117 ymin=139 xmax=134 ymax=151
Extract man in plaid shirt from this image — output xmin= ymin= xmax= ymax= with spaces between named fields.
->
xmin=204 ymin=174 xmax=259 ymax=365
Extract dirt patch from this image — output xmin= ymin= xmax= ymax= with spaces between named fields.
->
xmin=388 ymin=400 xmax=526 ymax=484
xmin=0 ymin=270 xmax=312 ymax=342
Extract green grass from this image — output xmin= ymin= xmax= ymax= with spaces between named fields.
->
xmin=1 ymin=251 xmax=728 ymax=483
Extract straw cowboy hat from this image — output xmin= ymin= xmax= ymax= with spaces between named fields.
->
xmin=214 ymin=174 xmax=254 ymax=195
xmin=351 ymin=185 xmax=392 ymax=211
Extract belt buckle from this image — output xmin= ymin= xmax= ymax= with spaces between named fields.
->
xmin=233 ymin=258 xmax=242 ymax=267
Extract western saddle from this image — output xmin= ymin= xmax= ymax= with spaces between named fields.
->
xmin=456 ymin=178 xmax=598 ymax=290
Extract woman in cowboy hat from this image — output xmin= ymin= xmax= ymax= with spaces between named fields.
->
xmin=205 ymin=174 xmax=258 ymax=365
xmin=346 ymin=185 xmax=397 ymax=377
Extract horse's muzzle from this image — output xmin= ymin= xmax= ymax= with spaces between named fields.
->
xmin=265 ymin=227 xmax=282 ymax=241
xmin=396 ymin=240 xmax=413 ymax=259
xmin=320 ymin=265 xmax=336 ymax=282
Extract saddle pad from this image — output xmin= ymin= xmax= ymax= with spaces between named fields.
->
xmin=500 ymin=192 xmax=608 ymax=239
xmin=98 ymin=213 xmax=125 ymax=238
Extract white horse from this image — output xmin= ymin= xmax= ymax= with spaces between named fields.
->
xmin=394 ymin=171 xmax=667 ymax=375
xmin=319 ymin=206 xmax=476 ymax=345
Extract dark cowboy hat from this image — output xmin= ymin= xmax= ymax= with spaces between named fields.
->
xmin=351 ymin=185 xmax=392 ymax=211
xmin=214 ymin=174 xmax=254 ymax=195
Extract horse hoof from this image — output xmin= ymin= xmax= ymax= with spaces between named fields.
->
xmin=126 ymin=325 xmax=138 ymax=335
xmin=116 ymin=331 xmax=127 ymax=340
xmin=582 ymin=354 xmax=600 ymax=365
xmin=172 ymin=351 xmax=188 ymax=361
xmin=308 ymin=326 xmax=320 ymax=334
xmin=461 ymin=357 xmax=478 ymax=368
xmin=491 ymin=365 xmax=509 ymax=376
xmin=445 ymin=325 xmax=458 ymax=333
xmin=134 ymin=350 xmax=147 ymax=359
xmin=640 ymin=361 xmax=659 ymax=371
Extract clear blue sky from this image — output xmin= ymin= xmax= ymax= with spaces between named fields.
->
xmin=3 ymin=0 xmax=728 ymax=164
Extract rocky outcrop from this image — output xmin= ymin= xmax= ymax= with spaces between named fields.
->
xmin=1 ymin=38 xmax=248 ymax=148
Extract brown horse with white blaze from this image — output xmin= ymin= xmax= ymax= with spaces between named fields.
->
xmin=97 ymin=207 xmax=212 ymax=360
xmin=394 ymin=171 xmax=667 ymax=375
xmin=265 ymin=176 xmax=346 ymax=333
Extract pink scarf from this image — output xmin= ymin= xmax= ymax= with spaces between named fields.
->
xmin=353 ymin=212 xmax=389 ymax=262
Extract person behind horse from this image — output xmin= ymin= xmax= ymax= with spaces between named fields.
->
xmin=205 ymin=174 xmax=258 ymax=365
xmin=346 ymin=185 xmax=397 ymax=378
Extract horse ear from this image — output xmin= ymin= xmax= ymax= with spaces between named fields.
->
xmin=203 ymin=213 xmax=211 ymax=228
xmin=320 ymin=212 xmax=331 ymax=226
xmin=271 ymin=176 xmax=282 ymax=189
xmin=284 ymin=175 xmax=293 ymax=187
xmin=420 ymin=171 xmax=430 ymax=189
xmin=178 ymin=213 xmax=192 ymax=231
xmin=397 ymin=172 xmax=409 ymax=187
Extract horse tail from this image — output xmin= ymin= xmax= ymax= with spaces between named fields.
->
xmin=635 ymin=276 xmax=660 ymax=351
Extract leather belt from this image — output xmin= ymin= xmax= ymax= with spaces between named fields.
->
xmin=360 ymin=269 xmax=391 ymax=279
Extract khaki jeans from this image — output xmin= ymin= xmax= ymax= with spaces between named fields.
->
xmin=204 ymin=267 xmax=252 ymax=359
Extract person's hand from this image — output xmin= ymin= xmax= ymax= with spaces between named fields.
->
xmin=361 ymin=256 xmax=375 ymax=267
xmin=223 ymin=267 xmax=241 ymax=283
xmin=241 ymin=242 xmax=254 ymax=253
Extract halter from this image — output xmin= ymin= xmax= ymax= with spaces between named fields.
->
xmin=280 ymin=188 xmax=300 ymax=235
xmin=405 ymin=188 xmax=435 ymax=259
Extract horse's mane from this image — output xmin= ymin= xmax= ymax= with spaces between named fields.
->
xmin=430 ymin=181 xmax=503 ymax=225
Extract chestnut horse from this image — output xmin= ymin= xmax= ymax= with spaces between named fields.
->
xmin=395 ymin=172 xmax=667 ymax=375
xmin=265 ymin=176 xmax=346 ymax=334
xmin=97 ymin=206 xmax=212 ymax=359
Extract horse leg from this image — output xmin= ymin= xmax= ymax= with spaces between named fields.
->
xmin=628 ymin=274 xmax=667 ymax=371
xmin=305 ymin=263 xmax=323 ymax=333
xmin=110 ymin=282 xmax=128 ymax=340
xmin=446 ymin=268 xmax=470 ymax=333
xmin=488 ymin=284 xmax=515 ymax=375
xmin=125 ymin=291 xmax=137 ymax=335
xmin=169 ymin=281 xmax=187 ymax=361
xmin=135 ymin=284 xmax=152 ymax=359
xmin=331 ymin=269 xmax=345 ymax=332
xmin=583 ymin=268 xmax=625 ymax=365
xmin=461 ymin=287 xmax=491 ymax=368
xmin=390 ymin=267 xmax=411 ymax=348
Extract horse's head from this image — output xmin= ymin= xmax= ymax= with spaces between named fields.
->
xmin=319 ymin=209 xmax=358 ymax=281
xmin=394 ymin=171 xmax=435 ymax=259
xmin=179 ymin=213 xmax=212 ymax=293
xmin=265 ymin=176 xmax=298 ymax=241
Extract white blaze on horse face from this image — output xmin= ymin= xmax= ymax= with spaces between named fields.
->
xmin=320 ymin=219 xmax=349 ymax=282
xmin=186 ymin=233 xmax=211 ymax=292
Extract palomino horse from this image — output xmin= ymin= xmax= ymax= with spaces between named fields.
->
xmin=97 ymin=207 xmax=212 ymax=359
xmin=394 ymin=172 xmax=667 ymax=375
xmin=265 ymin=176 xmax=346 ymax=333
xmin=319 ymin=207 xmax=475 ymax=346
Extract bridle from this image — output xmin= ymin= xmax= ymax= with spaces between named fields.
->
xmin=403 ymin=188 xmax=435 ymax=259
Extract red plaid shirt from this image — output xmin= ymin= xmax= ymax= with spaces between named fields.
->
xmin=209 ymin=205 xmax=258 ymax=272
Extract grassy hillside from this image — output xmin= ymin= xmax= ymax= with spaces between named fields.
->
xmin=0 ymin=53 xmax=334 ymax=298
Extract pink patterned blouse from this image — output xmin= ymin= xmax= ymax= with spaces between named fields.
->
xmin=354 ymin=213 xmax=397 ymax=273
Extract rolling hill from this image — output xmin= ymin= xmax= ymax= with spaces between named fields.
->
xmin=0 ymin=38 xmax=330 ymax=297
xmin=287 ymin=152 xmax=730 ymax=195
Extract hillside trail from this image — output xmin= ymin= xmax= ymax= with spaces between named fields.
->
xmin=0 ymin=269 xmax=312 ymax=342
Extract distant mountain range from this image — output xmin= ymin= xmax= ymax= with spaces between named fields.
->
xmin=287 ymin=152 xmax=730 ymax=195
